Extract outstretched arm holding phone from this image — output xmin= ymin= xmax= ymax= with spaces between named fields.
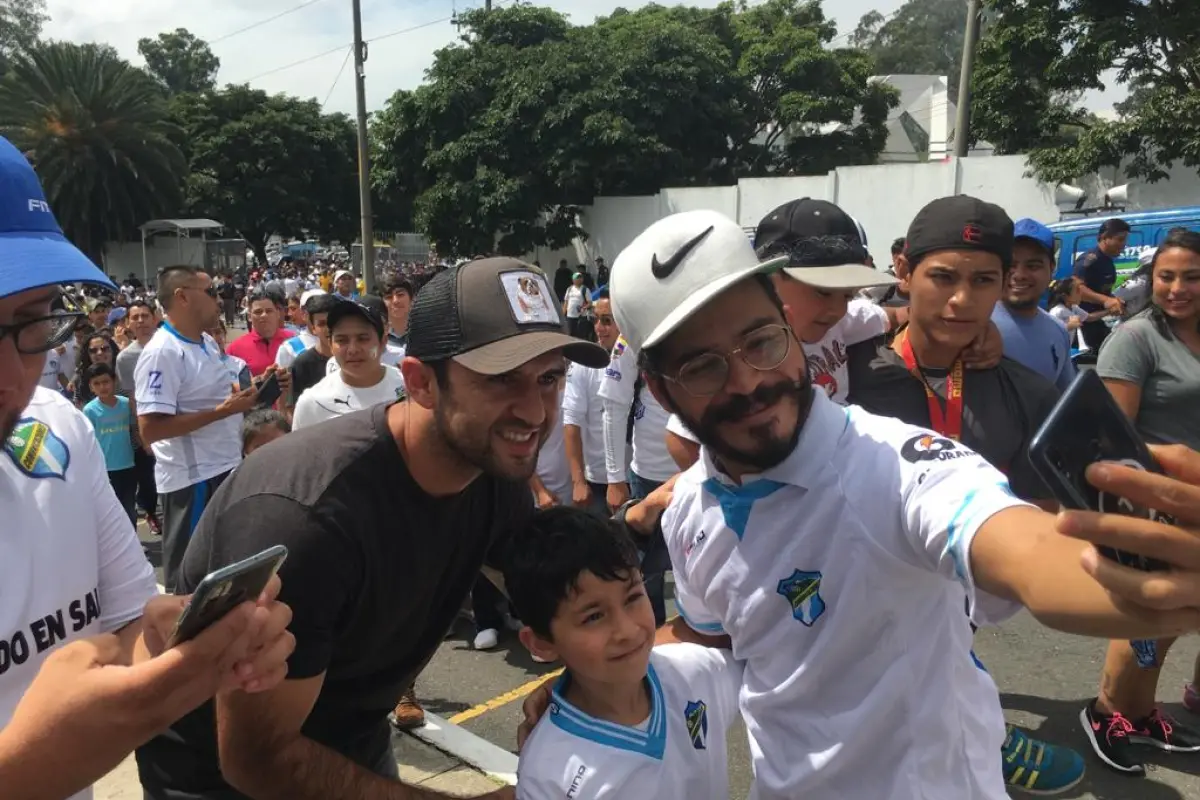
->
xmin=0 ymin=576 xmax=294 ymax=800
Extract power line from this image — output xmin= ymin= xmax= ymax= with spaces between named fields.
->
xmin=210 ymin=0 xmax=332 ymax=45
xmin=243 ymin=42 xmax=357 ymax=82
xmin=322 ymin=46 xmax=354 ymax=107
xmin=367 ymin=14 xmax=457 ymax=43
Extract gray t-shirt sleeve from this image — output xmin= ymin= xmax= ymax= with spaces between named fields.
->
xmin=114 ymin=344 xmax=141 ymax=398
xmin=1097 ymin=322 xmax=1156 ymax=386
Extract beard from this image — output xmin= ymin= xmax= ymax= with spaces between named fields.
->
xmin=433 ymin=396 xmax=548 ymax=483
xmin=675 ymin=371 xmax=813 ymax=472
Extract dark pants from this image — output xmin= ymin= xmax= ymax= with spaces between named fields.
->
xmin=161 ymin=470 xmax=231 ymax=592
xmin=567 ymin=316 xmax=586 ymax=339
xmin=134 ymin=447 xmax=158 ymax=519
xmin=108 ymin=467 xmax=138 ymax=525
xmin=629 ymin=472 xmax=670 ymax=627
xmin=472 ymin=574 xmax=508 ymax=632
xmin=1082 ymin=318 xmax=1111 ymax=351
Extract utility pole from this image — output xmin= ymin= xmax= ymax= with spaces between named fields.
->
xmin=485 ymin=0 xmax=492 ymax=10
xmin=351 ymin=0 xmax=376 ymax=293
xmin=953 ymin=0 xmax=983 ymax=159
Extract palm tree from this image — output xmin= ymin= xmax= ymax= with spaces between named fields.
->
xmin=0 ymin=41 xmax=186 ymax=264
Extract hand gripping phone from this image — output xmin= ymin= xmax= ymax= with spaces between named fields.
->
xmin=165 ymin=545 xmax=289 ymax=648
xmin=1028 ymin=370 xmax=1171 ymax=571
xmin=254 ymin=370 xmax=283 ymax=407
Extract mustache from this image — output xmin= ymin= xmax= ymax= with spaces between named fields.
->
xmin=703 ymin=376 xmax=810 ymax=426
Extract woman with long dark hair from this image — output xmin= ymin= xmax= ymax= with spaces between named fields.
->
xmin=73 ymin=331 xmax=120 ymax=407
xmin=1081 ymin=228 xmax=1200 ymax=774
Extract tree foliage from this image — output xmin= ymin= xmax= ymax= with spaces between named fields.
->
xmin=138 ymin=28 xmax=220 ymax=95
xmin=372 ymin=0 xmax=897 ymax=258
xmin=0 ymin=0 xmax=47 ymax=75
xmin=972 ymin=0 xmax=1200 ymax=185
xmin=171 ymin=85 xmax=358 ymax=263
xmin=850 ymin=0 xmax=967 ymax=102
xmin=0 ymin=41 xmax=185 ymax=263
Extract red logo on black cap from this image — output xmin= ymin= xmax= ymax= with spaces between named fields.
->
xmin=963 ymin=224 xmax=983 ymax=244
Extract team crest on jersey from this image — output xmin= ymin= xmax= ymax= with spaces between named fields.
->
xmin=4 ymin=417 xmax=70 ymax=480
xmin=777 ymin=569 xmax=826 ymax=626
xmin=684 ymin=700 xmax=709 ymax=750
xmin=612 ymin=336 xmax=628 ymax=360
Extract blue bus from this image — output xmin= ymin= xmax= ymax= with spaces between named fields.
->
xmin=1048 ymin=206 xmax=1200 ymax=286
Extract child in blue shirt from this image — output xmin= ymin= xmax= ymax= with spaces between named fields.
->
xmin=506 ymin=507 xmax=742 ymax=800
xmin=82 ymin=363 xmax=137 ymax=524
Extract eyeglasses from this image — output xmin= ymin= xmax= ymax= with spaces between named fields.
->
xmin=0 ymin=312 xmax=84 ymax=355
xmin=664 ymin=324 xmax=793 ymax=397
xmin=182 ymin=285 xmax=219 ymax=299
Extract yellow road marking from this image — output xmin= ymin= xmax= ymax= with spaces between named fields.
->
xmin=448 ymin=668 xmax=564 ymax=725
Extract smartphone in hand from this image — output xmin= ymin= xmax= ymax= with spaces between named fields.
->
xmin=165 ymin=545 xmax=289 ymax=648
xmin=1029 ymin=370 xmax=1171 ymax=571
xmin=254 ymin=371 xmax=283 ymax=408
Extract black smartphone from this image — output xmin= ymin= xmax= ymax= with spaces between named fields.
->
xmin=165 ymin=545 xmax=289 ymax=648
xmin=255 ymin=371 xmax=282 ymax=407
xmin=1028 ymin=370 xmax=1171 ymax=571
xmin=237 ymin=365 xmax=252 ymax=392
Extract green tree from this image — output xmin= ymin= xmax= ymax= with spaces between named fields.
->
xmin=172 ymin=85 xmax=358 ymax=263
xmin=372 ymin=1 xmax=896 ymax=258
xmin=850 ymin=0 xmax=967 ymax=102
xmin=971 ymin=0 xmax=1200 ymax=186
xmin=0 ymin=41 xmax=185 ymax=263
xmin=0 ymin=0 xmax=47 ymax=75
xmin=138 ymin=28 xmax=220 ymax=95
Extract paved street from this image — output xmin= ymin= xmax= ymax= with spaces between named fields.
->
xmin=415 ymin=577 xmax=1200 ymax=800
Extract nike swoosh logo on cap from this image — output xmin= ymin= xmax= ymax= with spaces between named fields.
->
xmin=650 ymin=225 xmax=715 ymax=279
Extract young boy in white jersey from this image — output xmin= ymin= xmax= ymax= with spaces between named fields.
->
xmin=508 ymin=507 xmax=741 ymax=800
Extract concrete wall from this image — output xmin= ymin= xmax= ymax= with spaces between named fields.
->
xmin=545 ymin=155 xmax=1200 ymax=269
xmin=103 ymin=237 xmax=207 ymax=286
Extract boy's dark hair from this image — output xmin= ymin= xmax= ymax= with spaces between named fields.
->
xmin=503 ymin=507 xmax=642 ymax=639
xmin=84 ymin=362 xmax=116 ymax=384
xmin=891 ymin=237 xmax=906 ymax=257
xmin=305 ymin=293 xmax=341 ymax=316
xmin=242 ymin=408 xmax=290 ymax=453
xmin=383 ymin=276 xmax=415 ymax=298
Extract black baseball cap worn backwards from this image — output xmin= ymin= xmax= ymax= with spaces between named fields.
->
xmin=754 ymin=198 xmax=896 ymax=290
xmin=904 ymin=195 xmax=1015 ymax=267
xmin=406 ymin=257 xmax=608 ymax=375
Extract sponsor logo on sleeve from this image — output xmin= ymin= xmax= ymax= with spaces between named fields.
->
xmin=900 ymin=433 xmax=973 ymax=464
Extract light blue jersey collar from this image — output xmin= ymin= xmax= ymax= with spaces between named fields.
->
xmin=547 ymin=663 xmax=666 ymax=760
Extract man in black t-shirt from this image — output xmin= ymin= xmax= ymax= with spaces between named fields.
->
xmin=1072 ymin=218 xmax=1129 ymax=349
xmin=135 ymin=258 xmax=672 ymax=800
xmin=846 ymin=196 xmax=1060 ymax=507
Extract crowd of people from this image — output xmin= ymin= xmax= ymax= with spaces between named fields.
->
xmin=3 ymin=125 xmax=1200 ymax=800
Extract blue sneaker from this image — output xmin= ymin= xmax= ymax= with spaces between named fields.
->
xmin=1002 ymin=724 xmax=1086 ymax=795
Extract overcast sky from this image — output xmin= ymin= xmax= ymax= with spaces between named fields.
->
xmin=44 ymin=0 xmax=1125 ymax=116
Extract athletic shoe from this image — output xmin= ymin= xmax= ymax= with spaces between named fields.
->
xmin=1001 ymin=724 xmax=1085 ymax=795
xmin=1183 ymin=682 xmax=1200 ymax=716
xmin=1130 ymin=708 xmax=1200 ymax=752
xmin=1080 ymin=700 xmax=1144 ymax=775
xmin=473 ymin=627 xmax=499 ymax=650
xmin=145 ymin=513 xmax=162 ymax=537
xmin=530 ymin=653 xmax=554 ymax=664
xmin=389 ymin=685 xmax=425 ymax=730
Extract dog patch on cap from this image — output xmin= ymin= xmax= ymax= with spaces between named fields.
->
xmin=500 ymin=271 xmax=560 ymax=325
xmin=962 ymin=224 xmax=984 ymax=244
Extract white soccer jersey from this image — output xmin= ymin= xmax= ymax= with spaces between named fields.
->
xmin=291 ymin=366 xmax=405 ymax=430
xmin=134 ymin=323 xmax=242 ymax=494
xmin=0 ymin=388 xmax=157 ymax=800
xmin=517 ymin=644 xmax=742 ymax=800
xmin=664 ymin=388 xmax=1027 ymax=800
xmin=803 ymin=298 xmax=888 ymax=405
xmin=561 ymin=362 xmax=607 ymax=484
xmin=274 ymin=330 xmax=318 ymax=369
xmin=598 ymin=335 xmax=674 ymax=482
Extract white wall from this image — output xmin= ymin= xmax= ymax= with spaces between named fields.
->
xmin=544 ymin=155 xmax=1200 ymax=268
xmin=103 ymin=236 xmax=206 ymax=286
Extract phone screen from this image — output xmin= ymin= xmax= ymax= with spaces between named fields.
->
xmin=1029 ymin=370 xmax=1171 ymax=570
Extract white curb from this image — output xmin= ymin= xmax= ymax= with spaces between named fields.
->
xmin=409 ymin=711 xmax=519 ymax=786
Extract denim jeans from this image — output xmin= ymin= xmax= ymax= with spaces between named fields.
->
xmin=629 ymin=472 xmax=669 ymax=627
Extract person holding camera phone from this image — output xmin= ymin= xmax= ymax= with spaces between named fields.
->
xmin=0 ymin=135 xmax=295 ymax=800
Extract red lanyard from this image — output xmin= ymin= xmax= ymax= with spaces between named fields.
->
xmin=898 ymin=333 xmax=964 ymax=441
